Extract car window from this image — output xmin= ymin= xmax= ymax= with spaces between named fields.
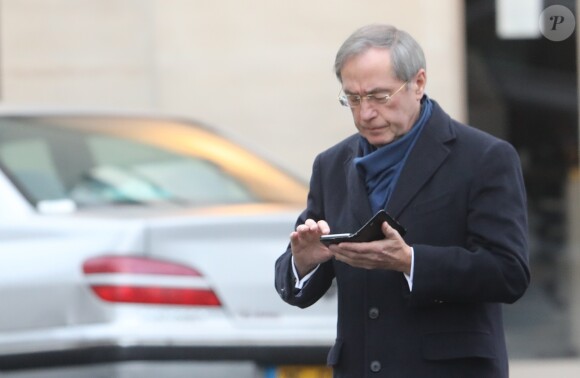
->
xmin=68 ymin=135 xmax=256 ymax=206
xmin=0 ymin=138 xmax=68 ymax=200
xmin=0 ymin=116 xmax=307 ymax=208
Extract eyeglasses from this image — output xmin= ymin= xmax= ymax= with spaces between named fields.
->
xmin=338 ymin=81 xmax=408 ymax=108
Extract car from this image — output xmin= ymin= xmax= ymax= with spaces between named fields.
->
xmin=0 ymin=111 xmax=337 ymax=378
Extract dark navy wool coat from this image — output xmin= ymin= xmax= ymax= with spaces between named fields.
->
xmin=275 ymin=100 xmax=530 ymax=378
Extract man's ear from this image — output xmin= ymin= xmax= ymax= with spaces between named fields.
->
xmin=414 ymin=69 xmax=427 ymax=100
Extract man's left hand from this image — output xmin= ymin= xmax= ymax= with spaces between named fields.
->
xmin=329 ymin=221 xmax=412 ymax=274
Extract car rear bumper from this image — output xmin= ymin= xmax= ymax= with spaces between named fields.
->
xmin=0 ymin=344 xmax=330 ymax=372
xmin=0 ymin=360 xmax=283 ymax=378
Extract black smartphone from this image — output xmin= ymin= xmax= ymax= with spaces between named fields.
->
xmin=319 ymin=210 xmax=406 ymax=246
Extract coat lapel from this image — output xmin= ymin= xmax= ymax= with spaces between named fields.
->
xmin=387 ymin=102 xmax=456 ymax=218
xmin=344 ymin=139 xmax=373 ymax=227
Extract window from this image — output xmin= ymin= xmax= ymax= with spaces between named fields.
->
xmin=0 ymin=116 xmax=307 ymax=208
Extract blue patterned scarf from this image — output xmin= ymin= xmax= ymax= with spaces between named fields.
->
xmin=354 ymin=96 xmax=432 ymax=212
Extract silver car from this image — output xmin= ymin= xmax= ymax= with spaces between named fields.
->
xmin=0 ymin=112 xmax=336 ymax=378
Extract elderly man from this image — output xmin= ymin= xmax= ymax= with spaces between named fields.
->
xmin=275 ymin=24 xmax=529 ymax=377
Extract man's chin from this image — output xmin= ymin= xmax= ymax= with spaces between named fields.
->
xmin=364 ymin=133 xmax=395 ymax=147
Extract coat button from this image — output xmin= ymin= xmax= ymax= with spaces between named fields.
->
xmin=370 ymin=360 xmax=381 ymax=372
xmin=368 ymin=307 xmax=379 ymax=319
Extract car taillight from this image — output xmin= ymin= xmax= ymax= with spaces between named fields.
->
xmin=83 ymin=255 xmax=221 ymax=307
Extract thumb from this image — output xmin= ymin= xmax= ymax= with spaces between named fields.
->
xmin=381 ymin=221 xmax=399 ymax=239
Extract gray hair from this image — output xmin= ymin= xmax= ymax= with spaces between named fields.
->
xmin=334 ymin=24 xmax=426 ymax=82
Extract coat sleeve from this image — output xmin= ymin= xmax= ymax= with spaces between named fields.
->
xmin=274 ymin=246 xmax=335 ymax=308
xmin=409 ymin=140 xmax=530 ymax=306
xmin=274 ymin=154 xmax=336 ymax=308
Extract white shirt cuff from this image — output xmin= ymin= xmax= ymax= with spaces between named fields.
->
xmin=291 ymin=255 xmax=320 ymax=289
xmin=404 ymin=247 xmax=415 ymax=291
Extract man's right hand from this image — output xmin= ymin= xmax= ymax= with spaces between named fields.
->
xmin=290 ymin=219 xmax=333 ymax=278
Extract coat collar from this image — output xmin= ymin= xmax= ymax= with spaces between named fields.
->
xmin=387 ymin=100 xmax=455 ymax=218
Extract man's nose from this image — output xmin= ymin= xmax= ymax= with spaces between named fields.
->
xmin=358 ymin=100 xmax=377 ymax=121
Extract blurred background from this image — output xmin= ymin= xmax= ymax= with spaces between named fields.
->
xmin=0 ymin=0 xmax=466 ymax=179
xmin=0 ymin=0 xmax=579 ymax=376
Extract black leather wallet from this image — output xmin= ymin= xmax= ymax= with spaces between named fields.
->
xmin=319 ymin=210 xmax=406 ymax=246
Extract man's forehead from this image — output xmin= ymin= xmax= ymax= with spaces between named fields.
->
xmin=341 ymin=49 xmax=394 ymax=76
